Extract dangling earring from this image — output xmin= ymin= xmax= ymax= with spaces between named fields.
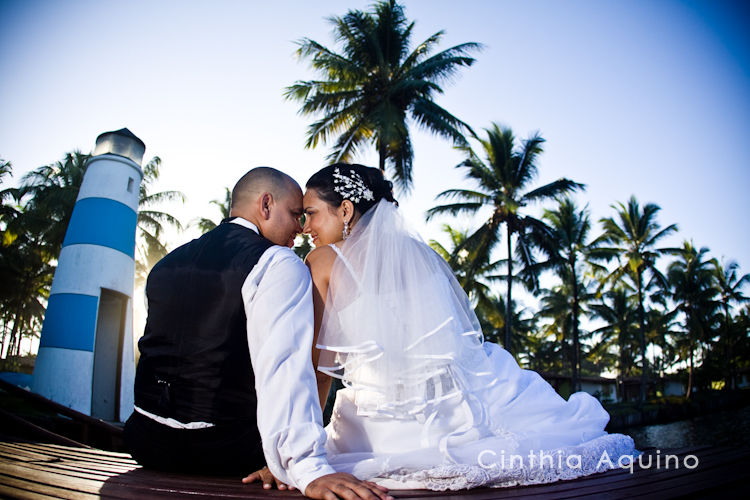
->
xmin=342 ymin=220 xmax=350 ymax=240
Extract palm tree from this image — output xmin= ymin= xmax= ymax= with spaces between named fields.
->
xmin=595 ymin=196 xmax=677 ymax=403
xmin=0 ymin=158 xmax=16 ymax=225
xmin=16 ymin=151 xmax=88 ymax=257
xmin=524 ymin=325 xmax=566 ymax=375
xmin=478 ymin=294 xmax=536 ymax=359
xmin=541 ymin=197 xmax=596 ymax=391
xmin=3 ymin=155 xmax=81 ymax=359
xmin=427 ymin=124 xmax=583 ymax=353
xmin=429 ymin=223 xmax=500 ymax=309
xmin=194 ymin=187 xmax=231 ymax=234
xmin=667 ymin=241 xmax=718 ymax=399
xmin=285 ymin=0 xmax=480 ymax=190
xmin=711 ymin=259 xmax=749 ymax=389
xmin=132 ymin=156 xmax=186 ymax=288
xmin=0 ymin=180 xmax=53 ymax=361
xmin=136 ymin=156 xmax=185 ymax=260
xmin=538 ymin=280 xmax=595 ymax=386
xmin=589 ymin=287 xmax=637 ymax=401
xmin=0 ymin=243 xmax=49 ymax=359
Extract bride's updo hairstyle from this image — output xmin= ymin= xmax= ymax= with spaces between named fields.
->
xmin=306 ymin=162 xmax=398 ymax=216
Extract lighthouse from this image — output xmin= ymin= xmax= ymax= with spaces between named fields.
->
xmin=32 ymin=128 xmax=144 ymax=422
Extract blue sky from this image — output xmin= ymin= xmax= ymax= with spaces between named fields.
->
xmin=1 ymin=0 xmax=748 ymax=295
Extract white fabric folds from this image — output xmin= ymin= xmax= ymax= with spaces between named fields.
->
xmin=317 ymin=200 xmax=497 ymax=420
xmin=317 ymin=200 xmax=637 ymax=490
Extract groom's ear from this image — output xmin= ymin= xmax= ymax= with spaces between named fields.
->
xmin=259 ymin=192 xmax=274 ymax=220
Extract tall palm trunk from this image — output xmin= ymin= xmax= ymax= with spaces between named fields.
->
xmin=7 ymin=308 xmax=22 ymax=360
xmin=378 ymin=140 xmax=387 ymax=173
xmin=618 ymin=325 xmax=626 ymax=401
xmin=570 ymin=258 xmax=580 ymax=393
xmin=504 ymin=227 xmax=513 ymax=354
xmin=0 ymin=320 xmax=7 ymax=359
xmin=686 ymin=343 xmax=694 ymax=399
xmin=723 ymin=300 xmax=735 ymax=390
xmin=636 ymin=271 xmax=647 ymax=404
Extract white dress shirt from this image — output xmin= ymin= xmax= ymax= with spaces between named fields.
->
xmin=235 ymin=218 xmax=335 ymax=491
xmin=136 ymin=217 xmax=334 ymax=492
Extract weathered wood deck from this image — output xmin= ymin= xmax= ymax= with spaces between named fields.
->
xmin=0 ymin=441 xmax=746 ymax=499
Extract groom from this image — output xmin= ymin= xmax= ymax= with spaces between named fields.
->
xmin=124 ymin=167 xmax=390 ymax=500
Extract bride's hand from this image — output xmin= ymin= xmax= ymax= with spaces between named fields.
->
xmin=241 ymin=465 xmax=295 ymax=490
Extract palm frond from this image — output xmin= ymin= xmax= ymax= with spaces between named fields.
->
xmin=522 ymin=178 xmax=585 ymax=204
xmin=425 ymin=201 xmax=483 ymax=221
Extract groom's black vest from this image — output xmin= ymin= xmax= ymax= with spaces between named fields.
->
xmin=134 ymin=220 xmax=274 ymax=425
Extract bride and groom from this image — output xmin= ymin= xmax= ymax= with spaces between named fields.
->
xmin=124 ymin=164 xmax=635 ymax=499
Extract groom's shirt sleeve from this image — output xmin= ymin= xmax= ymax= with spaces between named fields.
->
xmin=242 ymin=245 xmax=336 ymax=492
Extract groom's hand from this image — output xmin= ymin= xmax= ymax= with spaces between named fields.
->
xmin=305 ymin=472 xmax=393 ymax=500
xmin=242 ymin=466 xmax=294 ymax=490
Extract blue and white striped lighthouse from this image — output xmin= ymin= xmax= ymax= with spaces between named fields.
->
xmin=32 ymin=128 xmax=144 ymax=422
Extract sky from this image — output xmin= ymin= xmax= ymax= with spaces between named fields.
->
xmin=2 ymin=0 xmax=749 ymax=308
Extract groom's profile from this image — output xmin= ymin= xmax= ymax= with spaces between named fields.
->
xmin=124 ymin=167 xmax=390 ymax=500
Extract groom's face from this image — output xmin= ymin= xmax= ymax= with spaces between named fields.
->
xmin=264 ymin=185 xmax=304 ymax=247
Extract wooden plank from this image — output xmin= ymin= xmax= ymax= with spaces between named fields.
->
xmin=12 ymin=445 xmax=137 ymax=468
xmin=3 ymin=455 xmax=137 ymax=478
xmin=0 ymin=460 xmax=109 ymax=497
xmin=2 ymin=458 xmax=281 ymax=499
xmin=0 ymin=445 xmax=58 ymax=464
xmin=0 ymin=379 xmax=123 ymax=438
xmin=521 ymin=446 xmax=746 ymax=497
xmin=546 ymin=448 xmax=748 ymax=499
xmin=13 ymin=461 xmax=122 ymax=483
xmin=0 ymin=408 xmax=90 ymax=450
xmin=43 ymin=457 xmax=137 ymax=473
xmin=383 ymin=447 xmax=749 ymax=499
xmin=0 ymin=444 xmax=126 ymax=471
xmin=2 ymin=441 xmax=746 ymax=499
xmin=99 ymin=472 xmax=295 ymax=499
xmin=0 ymin=473 xmax=98 ymax=500
xmin=0 ymin=450 xmax=141 ymax=482
xmin=26 ymin=442 xmax=133 ymax=460
xmin=586 ymin=461 xmax=745 ymax=499
xmin=0 ymin=482 xmax=62 ymax=500
xmin=98 ymin=480 xmax=301 ymax=499
xmin=101 ymin=470 xmax=292 ymax=497
xmin=20 ymin=443 xmax=135 ymax=463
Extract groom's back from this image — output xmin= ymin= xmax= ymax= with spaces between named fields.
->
xmin=134 ymin=221 xmax=273 ymax=426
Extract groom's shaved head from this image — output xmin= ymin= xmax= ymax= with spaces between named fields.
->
xmin=231 ymin=167 xmax=299 ymax=210
xmin=230 ymin=167 xmax=303 ymax=247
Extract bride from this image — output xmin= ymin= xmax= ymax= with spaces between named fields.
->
xmin=301 ymin=163 xmax=635 ymax=490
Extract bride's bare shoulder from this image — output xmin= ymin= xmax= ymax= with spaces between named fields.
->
xmin=304 ymin=245 xmax=337 ymax=276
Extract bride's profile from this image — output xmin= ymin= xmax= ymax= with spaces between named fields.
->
xmin=302 ymin=162 xmax=636 ymax=490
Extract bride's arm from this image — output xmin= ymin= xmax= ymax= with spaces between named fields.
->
xmin=304 ymin=247 xmax=336 ymax=413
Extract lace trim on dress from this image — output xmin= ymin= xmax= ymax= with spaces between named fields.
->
xmin=375 ymin=434 xmax=637 ymax=491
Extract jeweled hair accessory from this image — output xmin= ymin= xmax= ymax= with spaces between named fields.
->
xmin=332 ymin=167 xmax=374 ymax=203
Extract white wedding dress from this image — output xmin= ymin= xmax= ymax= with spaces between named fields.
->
xmin=317 ymin=200 xmax=636 ymax=490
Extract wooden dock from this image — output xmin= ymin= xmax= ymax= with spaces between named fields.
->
xmin=0 ymin=440 xmax=746 ymax=499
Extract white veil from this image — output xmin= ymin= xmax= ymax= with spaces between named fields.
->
xmin=317 ymin=200 xmax=499 ymax=421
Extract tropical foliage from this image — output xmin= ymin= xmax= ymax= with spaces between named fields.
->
xmin=593 ymin=197 xmax=678 ymax=402
xmin=433 ymin=188 xmax=747 ymax=402
xmin=286 ymin=0 xmax=480 ymax=190
xmin=541 ymin=198 xmax=597 ymax=391
xmin=193 ymin=187 xmax=231 ymax=234
xmin=426 ymin=124 xmax=583 ymax=355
